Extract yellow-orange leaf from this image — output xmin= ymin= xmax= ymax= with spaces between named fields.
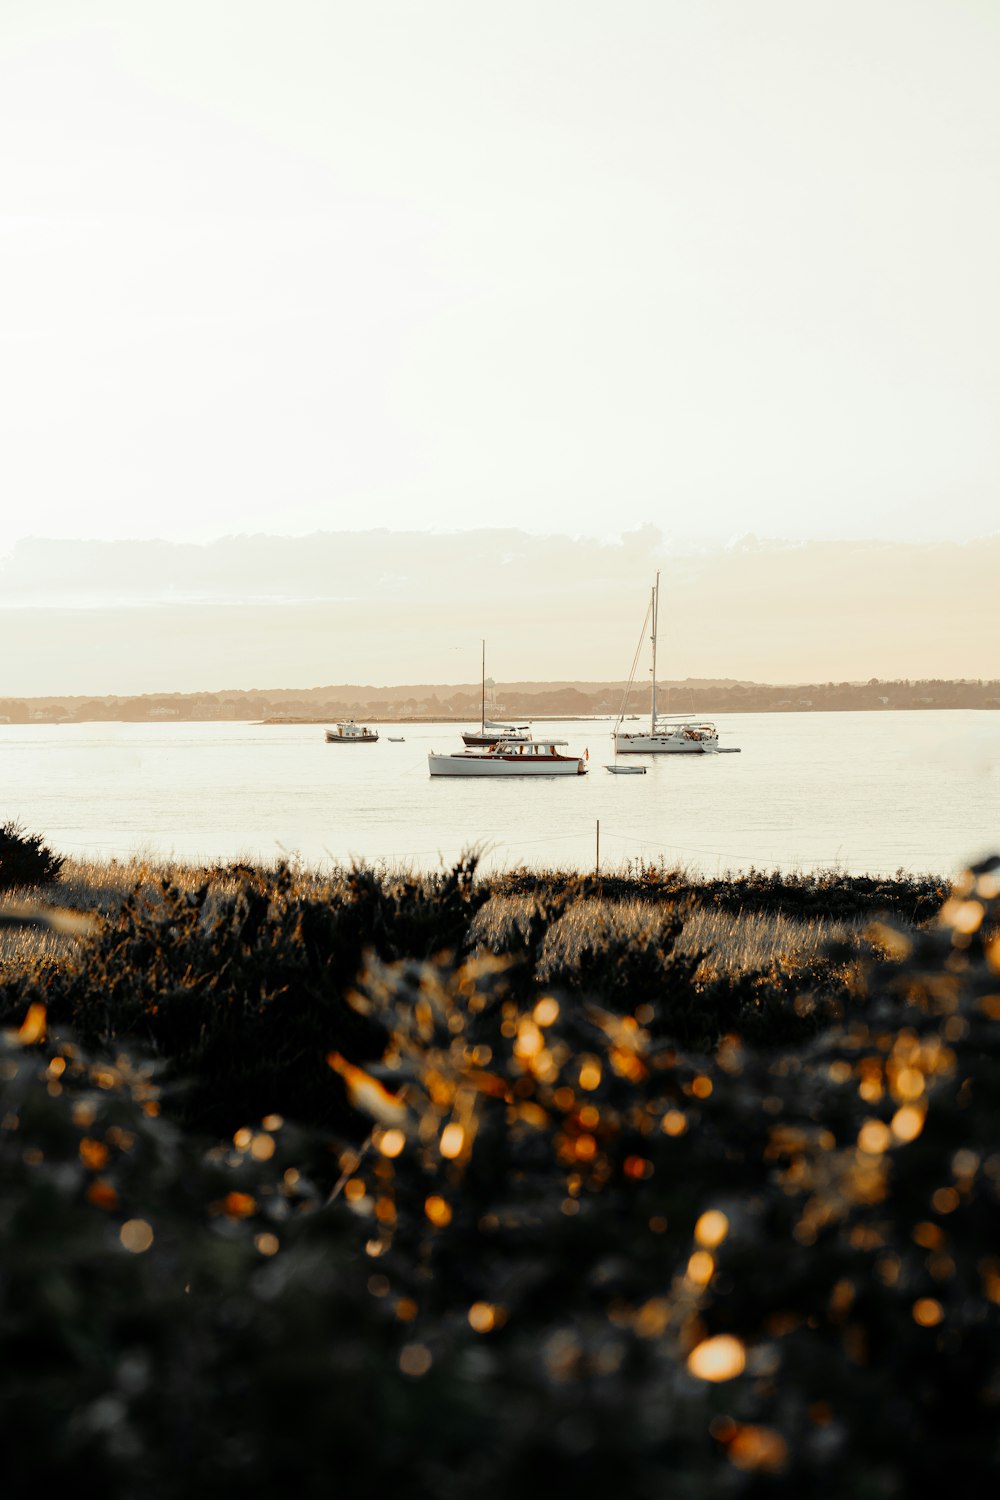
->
xmin=327 ymin=1052 xmax=407 ymax=1125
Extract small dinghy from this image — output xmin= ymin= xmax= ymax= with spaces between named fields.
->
xmin=605 ymin=764 xmax=646 ymax=774
xmin=388 ymin=736 xmax=405 ymax=741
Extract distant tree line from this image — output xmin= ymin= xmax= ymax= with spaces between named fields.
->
xmin=0 ymin=678 xmax=997 ymax=724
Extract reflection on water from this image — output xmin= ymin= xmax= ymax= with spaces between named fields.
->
xmin=1 ymin=712 xmax=997 ymax=876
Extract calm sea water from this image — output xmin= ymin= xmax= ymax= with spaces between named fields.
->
xmin=2 ymin=712 xmax=998 ymax=878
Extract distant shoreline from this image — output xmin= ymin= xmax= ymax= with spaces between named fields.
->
xmin=260 ymin=706 xmax=1000 ymax=725
xmin=2 ymin=704 xmax=998 ymax=727
xmin=3 ymin=677 xmax=997 ymax=726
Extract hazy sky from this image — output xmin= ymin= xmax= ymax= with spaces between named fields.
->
xmin=2 ymin=531 xmax=996 ymax=693
xmin=3 ymin=0 xmax=999 ymax=554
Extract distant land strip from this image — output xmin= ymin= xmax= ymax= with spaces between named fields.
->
xmin=1 ymin=679 xmax=997 ymax=725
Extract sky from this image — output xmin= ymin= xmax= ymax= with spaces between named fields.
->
xmin=3 ymin=0 xmax=1000 ymax=556
xmin=1 ymin=531 xmax=996 ymax=693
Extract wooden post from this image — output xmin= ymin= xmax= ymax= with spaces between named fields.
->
xmin=595 ymin=818 xmax=600 ymax=876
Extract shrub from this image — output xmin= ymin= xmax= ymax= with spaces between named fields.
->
xmin=0 ymin=821 xmax=64 ymax=891
xmin=1 ymin=855 xmax=999 ymax=1496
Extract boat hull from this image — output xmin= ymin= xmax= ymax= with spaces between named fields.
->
xmin=429 ymin=752 xmax=585 ymax=777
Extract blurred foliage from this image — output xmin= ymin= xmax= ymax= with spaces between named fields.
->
xmin=1 ymin=854 xmax=999 ymax=1498
xmin=0 ymin=819 xmax=65 ymax=892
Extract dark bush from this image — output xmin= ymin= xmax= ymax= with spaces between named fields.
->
xmin=0 ymin=820 xmax=64 ymax=891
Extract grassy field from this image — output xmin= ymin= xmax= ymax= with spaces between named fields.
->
xmin=1 ymin=851 xmax=947 ymax=975
xmin=1 ymin=848 xmax=998 ymax=1498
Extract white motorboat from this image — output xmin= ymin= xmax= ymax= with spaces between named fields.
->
xmin=614 ymin=574 xmax=740 ymax=756
xmin=462 ymin=642 xmax=531 ymax=747
xmin=429 ymin=738 xmax=587 ymax=777
xmin=325 ymin=720 xmax=379 ymax=744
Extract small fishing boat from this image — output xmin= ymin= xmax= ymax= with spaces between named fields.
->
xmin=325 ymin=721 xmax=379 ymax=744
xmin=429 ymin=739 xmax=587 ymax=777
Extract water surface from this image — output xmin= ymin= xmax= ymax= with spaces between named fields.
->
xmin=2 ymin=712 xmax=997 ymax=877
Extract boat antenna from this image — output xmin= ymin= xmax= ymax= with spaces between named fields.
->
xmin=481 ymin=639 xmax=486 ymax=734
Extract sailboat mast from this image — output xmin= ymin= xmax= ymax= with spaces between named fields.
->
xmin=481 ymin=640 xmax=486 ymax=733
xmin=650 ymin=572 xmax=659 ymax=731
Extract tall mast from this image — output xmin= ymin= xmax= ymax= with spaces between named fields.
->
xmin=650 ymin=572 xmax=659 ymax=731
xmin=481 ymin=640 xmax=486 ymax=733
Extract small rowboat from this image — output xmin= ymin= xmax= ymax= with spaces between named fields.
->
xmin=605 ymin=764 xmax=647 ymax=774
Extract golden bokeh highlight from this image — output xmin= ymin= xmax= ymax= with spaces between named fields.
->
xmin=857 ymin=1120 xmax=891 ymax=1155
xmin=687 ymin=1334 xmax=746 ymax=1382
xmin=378 ymin=1128 xmax=406 ymax=1158
xmin=79 ymin=1137 xmax=109 ymax=1171
xmin=912 ymin=1298 xmax=944 ymax=1327
xmin=635 ymin=1298 xmax=670 ymax=1337
xmin=15 ymin=1003 xmax=46 ymax=1046
xmin=893 ymin=1067 xmax=925 ymax=1102
xmin=468 ymin=1301 xmax=499 ymax=1333
xmin=533 ymin=997 xmax=560 ymax=1027
xmin=222 ymin=1191 xmax=257 ymax=1218
xmin=694 ymin=1210 xmax=729 ymax=1248
xmin=890 ymin=1105 xmax=924 ymax=1143
xmin=941 ymin=897 xmax=984 ymax=934
xmin=120 ymin=1218 xmax=154 ymax=1254
xmin=439 ymin=1123 xmax=465 ymax=1158
xmin=86 ymin=1178 xmax=119 ymax=1210
xmin=579 ymin=1060 xmax=602 ymax=1091
xmin=727 ymin=1425 xmax=789 ymax=1474
xmin=573 ymin=1133 xmax=597 ymax=1162
xmin=687 ymin=1251 xmax=715 ymax=1286
xmin=425 ymin=1195 xmax=453 ymax=1227
xmin=623 ymin=1155 xmax=652 ymax=1180
xmin=513 ymin=1020 xmax=544 ymax=1059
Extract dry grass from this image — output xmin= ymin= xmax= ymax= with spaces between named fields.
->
xmin=0 ymin=856 xmax=236 ymax=973
xmin=473 ymin=892 xmax=882 ymax=982
xmin=1 ymin=857 xmax=913 ymax=988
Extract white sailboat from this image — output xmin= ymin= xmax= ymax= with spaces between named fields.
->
xmin=614 ymin=574 xmax=740 ymax=756
xmin=462 ymin=641 xmax=531 ymax=747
